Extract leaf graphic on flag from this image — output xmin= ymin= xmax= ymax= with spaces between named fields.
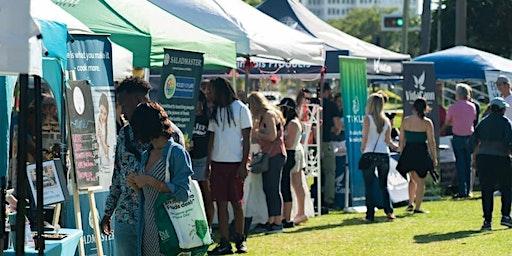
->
xmin=418 ymin=72 xmax=426 ymax=90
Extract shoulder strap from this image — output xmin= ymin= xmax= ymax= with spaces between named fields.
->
xmin=164 ymin=143 xmax=175 ymax=183
xmin=368 ymin=115 xmax=381 ymax=153
xmin=372 ymin=133 xmax=381 ymax=153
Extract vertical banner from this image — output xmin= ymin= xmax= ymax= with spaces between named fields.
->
xmin=160 ymin=49 xmax=204 ymax=140
xmin=65 ymin=34 xmax=116 ymax=256
xmin=485 ymin=71 xmax=512 ymax=99
xmin=402 ymin=62 xmax=439 ymax=142
xmin=339 ymin=56 xmax=368 ymax=207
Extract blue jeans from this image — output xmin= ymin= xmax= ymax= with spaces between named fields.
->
xmin=452 ymin=135 xmax=472 ymax=196
xmin=114 ymin=220 xmax=139 ymax=256
xmin=361 ymin=153 xmax=393 ymax=219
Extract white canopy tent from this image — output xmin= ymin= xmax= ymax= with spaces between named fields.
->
xmin=150 ymin=0 xmax=326 ymax=66
xmin=0 ymin=0 xmax=42 ymax=76
xmin=31 ymin=0 xmax=133 ymax=80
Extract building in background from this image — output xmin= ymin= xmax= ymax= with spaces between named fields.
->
xmin=300 ymin=0 xmax=418 ymax=20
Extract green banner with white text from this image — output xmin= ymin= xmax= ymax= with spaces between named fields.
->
xmin=339 ymin=56 xmax=368 ymax=207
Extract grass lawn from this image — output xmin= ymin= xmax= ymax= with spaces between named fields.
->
xmin=238 ymin=196 xmax=512 ymax=256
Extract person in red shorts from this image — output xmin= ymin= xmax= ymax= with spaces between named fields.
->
xmin=207 ymin=78 xmax=252 ymax=255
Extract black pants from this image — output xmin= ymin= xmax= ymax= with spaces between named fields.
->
xmin=477 ymin=154 xmax=512 ymax=222
xmin=281 ymin=150 xmax=296 ymax=203
xmin=262 ymin=154 xmax=286 ymax=217
xmin=361 ymin=153 xmax=393 ymax=219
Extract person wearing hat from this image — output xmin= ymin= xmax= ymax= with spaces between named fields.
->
xmin=470 ymin=97 xmax=512 ymax=231
xmin=495 ymin=75 xmax=512 ymax=120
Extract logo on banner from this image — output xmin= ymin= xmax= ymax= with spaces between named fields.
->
xmin=73 ymin=86 xmax=86 ymax=115
xmin=352 ymin=97 xmax=360 ymax=115
xmin=373 ymin=58 xmax=392 ymax=74
xmin=405 ymin=71 xmax=435 ymax=102
xmin=413 ymin=71 xmax=426 ymax=90
xmin=88 ymin=208 xmax=100 ymax=229
xmin=164 ymin=53 xmax=171 ymax=66
xmin=164 ymin=74 xmax=177 ymax=99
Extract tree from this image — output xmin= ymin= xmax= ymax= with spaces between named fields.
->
xmin=431 ymin=0 xmax=512 ymax=57
xmin=243 ymin=0 xmax=262 ymax=7
xmin=328 ymin=8 xmax=421 ymax=56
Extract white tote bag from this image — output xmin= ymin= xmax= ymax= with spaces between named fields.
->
xmin=163 ymin=146 xmax=213 ymax=249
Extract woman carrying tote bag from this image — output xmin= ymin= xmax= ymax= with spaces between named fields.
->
xmin=128 ymin=102 xmax=210 ymax=256
xmin=360 ymin=94 xmax=399 ymax=222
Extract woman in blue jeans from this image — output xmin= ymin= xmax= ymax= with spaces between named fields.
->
xmin=361 ymin=94 xmax=399 ymax=221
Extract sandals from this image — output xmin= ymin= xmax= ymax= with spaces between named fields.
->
xmin=293 ymin=215 xmax=308 ymax=225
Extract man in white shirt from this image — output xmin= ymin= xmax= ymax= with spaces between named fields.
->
xmin=207 ymin=78 xmax=252 ymax=255
xmin=496 ymin=75 xmax=512 ymax=121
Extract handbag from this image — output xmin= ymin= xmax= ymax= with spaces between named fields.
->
xmin=155 ymin=144 xmax=212 ymax=255
xmin=358 ymin=132 xmax=381 ymax=170
xmin=249 ymin=151 xmax=270 ymax=173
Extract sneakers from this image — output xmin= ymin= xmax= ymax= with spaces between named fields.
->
xmin=501 ymin=216 xmax=512 ymax=228
xmin=282 ymin=220 xmax=295 ymax=229
xmin=251 ymin=223 xmax=270 ymax=234
xmin=208 ymin=241 xmax=234 ymax=255
xmin=234 ymin=235 xmax=248 ymax=254
xmin=406 ymin=204 xmax=414 ymax=212
xmin=481 ymin=220 xmax=492 ymax=231
xmin=386 ymin=213 xmax=396 ymax=221
xmin=413 ymin=209 xmax=429 ymax=214
xmin=266 ymin=224 xmax=284 ymax=234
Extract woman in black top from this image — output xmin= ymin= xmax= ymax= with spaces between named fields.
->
xmin=470 ymin=97 xmax=512 ymax=231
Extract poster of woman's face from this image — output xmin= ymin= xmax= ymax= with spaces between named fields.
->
xmin=92 ymin=87 xmax=116 ymax=190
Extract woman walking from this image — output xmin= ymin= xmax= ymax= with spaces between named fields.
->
xmin=470 ymin=97 xmax=512 ymax=231
xmin=248 ymin=92 xmax=287 ymax=233
xmin=278 ymin=98 xmax=307 ymax=227
xmin=127 ymin=102 xmax=194 ymax=256
xmin=397 ymin=98 xmax=438 ymax=213
xmin=361 ymin=94 xmax=399 ymax=221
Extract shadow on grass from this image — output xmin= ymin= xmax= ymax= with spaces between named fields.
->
xmin=414 ymin=230 xmax=483 ymax=244
xmin=285 ymin=215 xmax=407 ymax=234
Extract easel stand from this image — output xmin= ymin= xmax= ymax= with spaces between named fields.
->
xmin=301 ymin=104 xmax=322 ymax=216
xmin=71 ymin=181 xmax=86 ymax=256
xmin=71 ymin=184 xmax=105 ymax=256
xmin=80 ymin=186 xmax=104 ymax=256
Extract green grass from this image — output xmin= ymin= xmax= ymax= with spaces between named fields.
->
xmin=237 ymin=196 xmax=512 ymax=255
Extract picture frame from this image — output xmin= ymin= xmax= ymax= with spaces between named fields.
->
xmin=26 ymin=160 xmax=67 ymax=206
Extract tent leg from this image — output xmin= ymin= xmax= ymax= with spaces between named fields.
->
xmin=34 ymin=75 xmax=45 ymax=255
xmin=15 ymin=74 xmax=29 ymax=256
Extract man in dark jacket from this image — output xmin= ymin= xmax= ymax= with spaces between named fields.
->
xmin=470 ymin=97 xmax=512 ymax=231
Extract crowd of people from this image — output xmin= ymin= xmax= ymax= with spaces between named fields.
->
xmin=99 ymin=74 xmax=512 ymax=256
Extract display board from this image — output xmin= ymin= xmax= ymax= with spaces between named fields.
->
xmin=67 ymin=80 xmax=99 ymax=188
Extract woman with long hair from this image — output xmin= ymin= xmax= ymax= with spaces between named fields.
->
xmin=278 ymin=98 xmax=307 ymax=227
xmin=97 ymin=93 xmax=110 ymax=166
xmin=248 ymin=92 xmax=287 ymax=233
xmin=397 ymin=98 xmax=438 ymax=213
xmin=360 ymin=94 xmax=399 ymax=221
